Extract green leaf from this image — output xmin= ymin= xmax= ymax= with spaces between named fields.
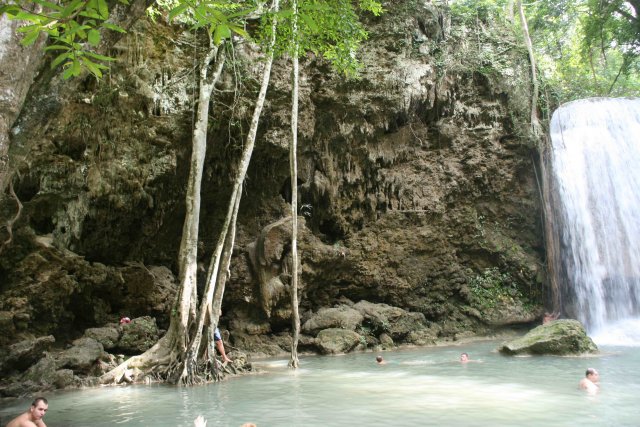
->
xmin=79 ymin=10 xmax=103 ymax=19
xmin=70 ymin=59 xmax=82 ymax=76
xmin=229 ymin=24 xmax=249 ymax=40
xmin=212 ymin=24 xmax=231 ymax=45
xmin=97 ymin=0 xmax=109 ymax=19
xmin=44 ymin=44 xmax=72 ymax=51
xmin=14 ymin=10 xmax=45 ymax=23
xmin=51 ymin=52 xmax=72 ymax=69
xmin=102 ymin=22 xmax=126 ymax=33
xmin=300 ymin=13 xmax=319 ymax=33
xmin=61 ymin=0 xmax=85 ymax=19
xmin=20 ymin=29 xmax=41 ymax=46
xmin=88 ymin=29 xmax=101 ymax=46
xmin=168 ymin=3 xmax=190 ymax=22
xmin=85 ymin=51 xmax=117 ymax=62
xmin=39 ymin=1 xmax=64 ymax=11
xmin=81 ymin=57 xmax=103 ymax=78
xmin=62 ymin=68 xmax=74 ymax=79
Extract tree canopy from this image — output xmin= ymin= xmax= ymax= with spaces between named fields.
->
xmin=450 ymin=0 xmax=640 ymax=103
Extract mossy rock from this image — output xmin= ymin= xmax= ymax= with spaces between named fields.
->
xmin=499 ymin=319 xmax=598 ymax=356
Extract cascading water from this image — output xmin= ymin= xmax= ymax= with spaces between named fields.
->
xmin=549 ymin=97 xmax=640 ymax=345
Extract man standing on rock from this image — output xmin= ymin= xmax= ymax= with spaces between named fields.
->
xmin=5 ymin=397 xmax=48 ymax=427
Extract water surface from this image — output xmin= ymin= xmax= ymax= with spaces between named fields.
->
xmin=1 ymin=339 xmax=637 ymax=426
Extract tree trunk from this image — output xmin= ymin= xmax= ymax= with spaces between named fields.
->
xmin=102 ymin=38 xmax=226 ymax=385
xmin=288 ymin=0 xmax=301 ymax=370
xmin=179 ymin=0 xmax=281 ymax=385
xmin=516 ymin=0 xmax=541 ymax=137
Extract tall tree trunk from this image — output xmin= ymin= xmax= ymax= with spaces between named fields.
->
xmin=167 ymin=37 xmax=226 ymax=380
xmin=179 ymin=0 xmax=281 ymax=385
xmin=101 ymin=38 xmax=227 ymax=385
xmin=288 ymin=0 xmax=301 ymax=370
xmin=516 ymin=0 xmax=541 ymax=137
xmin=505 ymin=0 xmax=515 ymax=23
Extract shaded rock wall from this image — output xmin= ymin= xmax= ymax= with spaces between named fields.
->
xmin=0 ymin=0 xmax=546 ymax=356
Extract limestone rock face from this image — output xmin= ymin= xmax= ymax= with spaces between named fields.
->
xmin=0 ymin=335 xmax=55 ymax=374
xmin=0 ymin=0 xmax=547 ymax=392
xmin=498 ymin=319 xmax=598 ymax=356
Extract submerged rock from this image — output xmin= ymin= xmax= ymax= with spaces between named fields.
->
xmin=498 ymin=319 xmax=598 ymax=356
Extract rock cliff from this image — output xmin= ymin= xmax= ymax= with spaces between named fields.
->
xmin=0 ymin=0 xmax=546 ymax=393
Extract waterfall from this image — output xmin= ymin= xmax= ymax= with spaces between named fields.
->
xmin=549 ymin=97 xmax=640 ymax=346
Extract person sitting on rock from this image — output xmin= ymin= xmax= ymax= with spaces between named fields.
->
xmin=214 ymin=327 xmax=232 ymax=364
xmin=543 ymin=312 xmax=559 ymax=324
xmin=6 ymin=397 xmax=48 ymax=427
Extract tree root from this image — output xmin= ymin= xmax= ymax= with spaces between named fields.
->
xmin=0 ymin=180 xmax=22 ymax=256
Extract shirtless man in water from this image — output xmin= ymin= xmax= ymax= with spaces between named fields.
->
xmin=5 ymin=397 xmax=48 ymax=427
xmin=579 ymin=368 xmax=600 ymax=394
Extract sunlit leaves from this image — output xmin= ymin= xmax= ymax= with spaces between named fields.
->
xmin=525 ymin=0 xmax=640 ymax=101
xmin=1 ymin=0 xmax=129 ymax=79
xmin=165 ymin=0 xmax=252 ymax=46
xmin=258 ymin=0 xmax=383 ymax=78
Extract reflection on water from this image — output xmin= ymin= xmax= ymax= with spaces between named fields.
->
xmin=1 ymin=340 xmax=639 ymax=426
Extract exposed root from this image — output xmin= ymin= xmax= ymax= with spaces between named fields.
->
xmin=0 ymin=180 xmax=22 ymax=256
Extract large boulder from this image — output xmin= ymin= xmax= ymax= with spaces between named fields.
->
xmin=56 ymin=337 xmax=104 ymax=372
xmin=353 ymin=300 xmax=428 ymax=341
xmin=84 ymin=326 xmax=120 ymax=350
xmin=114 ymin=316 xmax=160 ymax=354
xmin=302 ymin=305 xmax=364 ymax=335
xmin=315 ymin=328 xmax=362 ymax=354
xmin=498 ymin=319 xmax=598 ymax=356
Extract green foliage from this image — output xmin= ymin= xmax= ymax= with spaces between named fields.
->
xmin=522 ymin=0 xmax=640 ymax=102
xmin=450 ymin=0 xmax=507 ymax=24
xmin=468 ymin=267 xmax=523 ymax=310
xmin=258 ymin=0 xmax=383 ymax=78
xmin=1 ymin=0 xmax=128 ymax=79
xmin=165 ymin=0 xmax=251 ymax=45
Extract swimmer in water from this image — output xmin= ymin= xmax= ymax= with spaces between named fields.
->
xmin=579 ymin=368 xmax=599 ymax=394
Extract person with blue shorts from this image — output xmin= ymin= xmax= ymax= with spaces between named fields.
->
xmin=214 ymin=327 xmax=232 ymax=363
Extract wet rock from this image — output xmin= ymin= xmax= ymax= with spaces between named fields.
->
xmin=498 ymin=319 xmax=598 ymax=356
xmin=0 ymin=311 xmax=15 ymax=343
xmin=0 ymin=335 xmax=55 ymax=374
xmin=22 ymin=354 xmax=57 ymax=384
xmin=406 ymin=328 xmax=439 ymax=346
xmin=231 ymin=332 xmax=288 ymax=357
xmin=302 ymin=305 xmax=364 ymax=335
xmin=114 ymin=316 xmax=160 ymax=354
xmin=53 ymin=369 xmax=76 ymax=388
xmin=315 ymin=328 xmax=362 ymax=354
xmin=353 ymin=301 xmax=428 ymax=340
xmin=379 ymin=333 xmax=394 ymax=348
xmin=57 ymin=337 xmax=104 ymax=372
xmin=84 ymin=326 xmax=120 ymax=350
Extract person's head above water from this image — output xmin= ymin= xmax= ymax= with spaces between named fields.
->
xmin=376 ymin=355 xmax=385 ymax=364
xmin=460 ymin=352 xmax=469 ymax=363
xmin=585 ymin=368 xmax=599 ymax=380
